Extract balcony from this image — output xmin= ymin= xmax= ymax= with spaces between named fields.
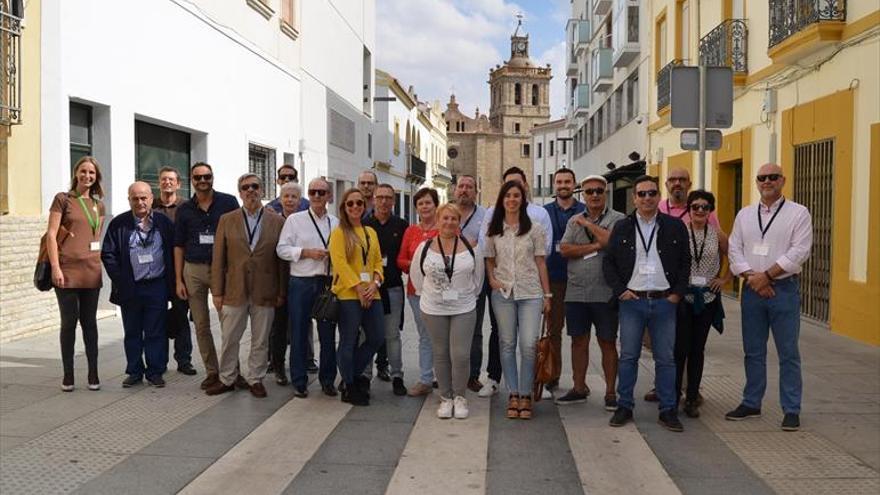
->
xmin=574 ymin=19 xmax=592 ymax=55
xmin=593 ymin=0 xmax=612 ymax=17
xmin=591 ymin=47 xmax=614 ymax=93
xmin=768 ymin=0 xmax=846 ymax=62
xmin=0 ymin=6 xmax=22 ymax=126
xmin=574 ymin=84 xmax=590 ymax=117
xmin=408 ymin=154 xmax=426 ymax=182
xmin=567 ymin=49 xmax=578 ymax=76
xmin=700 ymin=19 xmax=748 ymax=81
xmin=656 ymin=59 xmax=683 ymax=113
xmin=612 ymin=4 xmax=640 ymax=67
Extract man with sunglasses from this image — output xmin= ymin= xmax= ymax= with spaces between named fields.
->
xmin=726 ymin=164 xmax=812 ymax=432
xmin=604 ymin=175 xmax=690 ymax=432
xmin=557 ymin=175 xmax=625 ymax=409
xmin=174 ymin=163 xmax=241 ymax=390
xmin=268 ymin=164 xmax=309 ymax=215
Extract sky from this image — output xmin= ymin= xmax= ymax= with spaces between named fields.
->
xmin=376 ymin=0 xmax=569 ymax=120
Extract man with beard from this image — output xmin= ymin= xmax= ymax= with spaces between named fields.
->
xmin=454 ymin=175 xmax=487 ymax=391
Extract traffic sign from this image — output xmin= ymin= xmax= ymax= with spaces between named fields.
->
xmin=680 ymin=129 xmax=722 ymax=151
xmin=670 ymin=66 xmax=733 ymax=129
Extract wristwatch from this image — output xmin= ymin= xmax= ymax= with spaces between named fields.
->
xmin=544 ymin=293 xmax=553 ymax=299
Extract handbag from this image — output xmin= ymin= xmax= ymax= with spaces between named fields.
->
xmin=532 ymin=315 xmax=560 ymax=402
xmin=34 ymin=225 xmax=70 ymax=292
xmin=311 ymin=275 xmax=339 ymax=322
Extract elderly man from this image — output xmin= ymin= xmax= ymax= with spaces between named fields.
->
xmin=206 ymin=174 xmax=286 ymax=398
xmin=726 ymin=164 xmax=812 ymax=431
xmin=268 ymin=164 xmax=309 ymax=214
xmin=102 ymin=182 xmax=175 ymax=387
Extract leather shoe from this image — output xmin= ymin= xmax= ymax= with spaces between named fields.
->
xmin=177 ymin=363 xmax=197 ymax=376
xmin=376 ymin=367 xmax=391 ymax=382
xmin=467 ymin=377 xmax=483 ymax=393
xmin=322 ymin=383 xmax=338 ymax=397
xmin=234 ymin=375 xmax=250 ymax=390
xmin=201 ymin=374 xmax=220 ymax=390
xmin=122 ymin=375 xmax=143 ymax=388
xmin=274 ymin=371 xmax=289 ymax=386
xmin=294 ymin=386 xmax=308 ymax=398
xmin=205 ymin=381 xmax=234 ymax=396
xmin=250 ymin=382 xmax=267 ymax=398
xmin=644 ymin=389 xmax=659 ymax=402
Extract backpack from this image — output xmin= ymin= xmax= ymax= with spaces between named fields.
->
xmin=419 ymin=236 xmax=475 ymax=276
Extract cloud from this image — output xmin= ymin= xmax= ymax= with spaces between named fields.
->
xmin=536 ymin=40 xmax=567 ymax=119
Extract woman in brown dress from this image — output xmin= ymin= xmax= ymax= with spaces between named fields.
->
xmin=45 ymin=156 xmax=106 ymax=391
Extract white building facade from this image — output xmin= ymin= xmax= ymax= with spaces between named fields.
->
xmin=530 ymin=118 xmax=571 ymax=205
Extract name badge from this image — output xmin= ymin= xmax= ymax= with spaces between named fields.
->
xmin=442 ymin=289 xmax=459 ymax=301
xmin=199 ymin=234 xmax=214 ymax=245
xmin=583 ymin=252 xmax=598 ymax=260
xmin=89 ymin=241 xmax=101 ymax=252
xmin=360 ymin=272 xmax=371 ymax=283
xmin=638 ymin=263 xmax=657 ymax=275
xmin=137 ymin=253 xmax=154 ymax=264
xmin=382 ymin=256 xmax=388 ymax=267
xmin=690 ymin=276 xmax=708 ymax=286
xmin=752 ymin=244 xmax=770 ymax=256
xmin=554 ymin=242 xmax=561 ymax=253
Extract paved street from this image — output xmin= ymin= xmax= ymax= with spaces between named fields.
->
xmin=1 ymin=296 xmax=878 ymax=495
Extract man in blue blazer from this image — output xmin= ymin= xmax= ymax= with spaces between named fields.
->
xmin=101 ymin=182 xmax=176 ymax=387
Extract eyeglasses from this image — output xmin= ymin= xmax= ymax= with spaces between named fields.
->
xmin=375 ymin=195 xmax=394 ymax=201
xmin=636 ymin=190 xmax=659 ymax=198
xmin=690 ymin=203 xmax=711 ymax=212
xmin=667 ymin=177 xmax=689 ymax=183
xmin=278 ymin=174 xmax=297 ymax=182
xmin=358 ymin=181 xmax=376 ymax=186
xmin=345 ymin=199 xmax=365 ymax=208
xmin=308 ymin=189 xmax=328 ymax=197
xmin=756 ymin=173 xmax=782 ymax=182
xmin=239 ymin=183 xmax=260 ymax=192
xmin=583 ymin=188 xmax=605 ymax=196
xmin=192 ymin=174 xmax=213 ymax=182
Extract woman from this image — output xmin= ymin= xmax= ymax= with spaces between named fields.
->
xmin=676 ymin=190 xmax=730 ymax=418
xmin=329 ymin=188 xmax=385 ymax=406
xmin=46 ymin=156 xmax=106 ymax=391
xmin=397 ymin=187 xmax=440 ymax=397
xmin=409 ymin=204 xmax=484 ymax=419
xmin=484 ymin=181 xmax=551 ymax=420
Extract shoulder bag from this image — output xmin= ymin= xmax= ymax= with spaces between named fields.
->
xmin=308 ymin=211 xmax=339 ymax=322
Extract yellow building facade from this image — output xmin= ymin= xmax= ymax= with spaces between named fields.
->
xmin=646 ymin=0 xmax=880 ymax=345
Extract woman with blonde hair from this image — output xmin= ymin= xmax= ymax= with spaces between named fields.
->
xmin=45 ymin=156 xmax=106 ymax=391
xmin=329 ymin=188 xmax=385 ymax=406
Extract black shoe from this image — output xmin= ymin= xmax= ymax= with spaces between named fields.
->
xmin=545 ymin=379 xmax=560 ymax=392
xmin=683 ymin=399 xmax=700 ymax=418
xmin=293 ymin=386 xmax=308 ymax=398
xmin=432 ymin=380 xmax=439 ymax=389
xmin=274 ymin=371 xmax=289 ymax=386
xmin=340 ymin=382 xmax=351 ymax=403
xmin=555 ymin=389 xmax=588 ymax=405
xmin=177 ymin=363 xmax=197 ymax=376
xmin=604 ymin=395 xmax=618 ymax=412
xmin=392 ymin=377 xmax=407 ymax=396
xmin=376 ymin=367 xmax=391 ymax=382
xmin=306 ymin=360 xmax=319 ymax=374
xmin=349 ymin=386 xmax=369 ymax=406
xmin=725 ymin=404 xmax=762 ymax=421
xmin=659 ymin=410 xmax=684 ymax=432
xmin=782 ymin=413 xmax=800 ymax=431
xmin=147 ymin=376 xmax=166 ymax=388
xmin=266 ymin=362 xmax=275 ymax=373
xmin=122 ymin=375 xmax=143 ymax=388
xmin=355 ymin=375 xmax=371 ymax=399
xmin=609 ymin=407 xmax=633 ymax=427
xmin=322 ymin=383 xmax=338 ymax=397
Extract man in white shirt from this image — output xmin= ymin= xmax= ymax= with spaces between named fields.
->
xmin=725 ymin=163 xmax=813 ymax=432
xmin=276 ymin=178 xmax=340 ymax=398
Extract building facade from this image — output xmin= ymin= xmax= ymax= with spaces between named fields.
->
xmin=530 ymin=118 xmax=571 ymax=205
xmin=646 ymin=0 xmax=880 ymax=345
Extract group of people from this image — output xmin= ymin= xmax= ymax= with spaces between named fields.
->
xmin=45 ymin=156 xmax=812 ymax=431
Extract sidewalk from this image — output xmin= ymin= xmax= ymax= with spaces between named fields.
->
xmin=0 ymin=296 xmax=877 ymax=494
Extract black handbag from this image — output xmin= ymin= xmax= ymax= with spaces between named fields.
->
xmin=311 ymin=275 xmax=339 ymax=322
xmin=34 ymin=261 xmax=52 ymax=292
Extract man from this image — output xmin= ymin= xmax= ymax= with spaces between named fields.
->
xmin=543 ymin=168 xmax=585 ymax=392
xmin=267 ymin=164 xmax=309 ymax=214
xmin=357 ymin=170 xmax=387 ymax=378
xmin=455 ymin=175 xmax=487 ymax=392
xmin=277 ymin=177 xmax=339 ymax=397
xmin=358 ymin=170 xmax=378 ymax=218
xmin=206 ymin=174 xmax=286 ymax=398
xmin=174 ymin=162 xmax=241 ymax=390
xmin=603 ymin=175 xmax=690 ymax=432
xmin=364 ymin=183 xmax=409 ymax=396
xmin=153 ymin=166 xmax=196 ymax=376
xmin=726 ymin=163 xmax=812 ymax=431
xmin=557 ymin=175 xmax=625 ymax=409
xmin=477 ymin=166 xmax=553 ymax=397
xmin=102 ymin=182 xmax=175 ymax=388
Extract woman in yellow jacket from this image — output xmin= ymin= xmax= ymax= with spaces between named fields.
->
xmin=329 ymin=188 xmax=385 ymax=406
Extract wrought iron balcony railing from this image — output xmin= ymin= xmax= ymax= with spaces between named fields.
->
xmin=1 ymin=6 xmax=23 ymax=126
xmin=700 ymin=19 xmax=748 ymax=73
xmin=656 ymin=59 xmax=682 ymax=113
xmin=409 ymin=154 xmax=426 ymax=180
xmin=769 ymin=0 xmax=846 ymax=48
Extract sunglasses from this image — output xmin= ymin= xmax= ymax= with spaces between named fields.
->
xmin=193 ymin=174 xmax=213 ymax=182
xmin=636 ymin=190 xmax=659 ymax=198
xmin=278 ymin=174 xmax=297 ymax=182
xmin=308 ymin=189 xmax=328 ymax=197
xmin=690 ymin=203 xmax=711 ymax=212
xmin=345 ymin=199 xmax=365 ymax=208
xmin=756 ymin=173 xmax=782 ymax=182
xmin=583 ymin=188 xmax=605 ymax=196
xmin=359 ymin=181 xmax=376 ymax=186
xmin=240 ymin=183 xmax=260 ymax=191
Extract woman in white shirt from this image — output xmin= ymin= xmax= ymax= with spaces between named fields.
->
xmin=410 ymin=204 xmax=484 ymax=419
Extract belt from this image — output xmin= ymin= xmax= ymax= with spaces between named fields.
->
xmin=631 ymin=289 xmax=671 ymax=299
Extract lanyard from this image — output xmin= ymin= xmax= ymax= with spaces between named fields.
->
xmin=134 ymin=216 xmax=156 ymax=248
xmin=583 ymin=209 xmax=607 ymax=242
xmin=635 ymin=216 xmax=657 ymax=255
xmin=667 ymin=200 xmax=688 ymax=220
xmin=690 ymin=223 xmax=708 ymax=265
xmin=76 ymin=194 xmax=100 ymax=236
xmin=437 ymin=236 xmax=459 ymax=282
xmin=461 ymin=208 xmax=477 ymax=233
xmin=307 ymin=209 xmax=330 ymax=248
xmin=359 ymin=227 xmax=371 ymax=266
xmin=242 ymin=208 xmax=264 ymax=247
xmin=757 ymin=198 xmax=785 ymax=240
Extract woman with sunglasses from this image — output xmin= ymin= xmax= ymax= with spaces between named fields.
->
xmin=484 ymin=181 xmax=551 ymax=420
xmin=329 ymin=189 xmax=385 ymax=406
xmin=675 ymin=190 xmax=730 ymax=418
xmin=45 ymin=156 xmax=106 ymax=391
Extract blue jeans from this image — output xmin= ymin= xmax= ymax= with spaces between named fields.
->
xmin=618 ymin=297 xmax=677 ymax=412
xmin=408 ymin=295 xmax=435 ymax=385
xmin=491 ymin=290 xmax=543 ymax=396
xmin=741 ymin=277 xmax=802 ymax=414
xmin=120 ymin=278 xmax=169 ymax=380
xmin=337 ymin=300 xmax=385 ymax=385
xmin=288 ymin=277 xmax=337 ymax=388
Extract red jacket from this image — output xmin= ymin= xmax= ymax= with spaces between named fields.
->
xmin=397 ymin=225 xmax=438 ymax=296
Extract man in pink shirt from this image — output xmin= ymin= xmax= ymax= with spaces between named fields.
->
xmin=659 ymin=167 xmax=721 ymax=227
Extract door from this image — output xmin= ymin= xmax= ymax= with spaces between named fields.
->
xmin=717 ymin=159 xmax=743 ymax=295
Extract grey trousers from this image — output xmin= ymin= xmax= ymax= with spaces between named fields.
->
xmin=218 ymin=300 xmax=274 ymax=386
xmin=422 ymin=310 xmax=477 ymax=398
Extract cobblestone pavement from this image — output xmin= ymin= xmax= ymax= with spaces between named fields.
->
xmin=1 ymin=297 xmax=877 ymax=494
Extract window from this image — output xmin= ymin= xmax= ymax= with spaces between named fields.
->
xmin=537 ymin=142 xmax=543 ymax=158
xmin=394 ymin=120 xmax=400 ymax=155
xmin=514 ymin=122 xmax=521 ymax=134
xmin=677 ymin=0 xmax=690 ymax=62
xmin=536 ymin=174 xmax=542 ymax=197
xmin=549 ymin=140 xmax=555 ymax=157
xmin=522 ymin=143 xmax=531 ymax=157
xmin=446 ymin=121 xmax=450 ymax=131
xmin=362 ymin=47 xmax=372 ymax=115
xmin=329 ymin=108 xmax=355 ymax=153
xmin=69 ymin=102 xmax=93 ymax=171
xmin=626 ymin=74 xmax=638 ymax=121
xmin=532 ymin=84 xmax=539 ymax=105
xmin=367 ymin=132 xmax=372 ymax=158
xmin=462 ymin=122 xmax=466 ymax=132
xmin=614 ymin=87 xmax=624 ymax=130
xmin=249 ymin=143 xmax=276 ymax=200
xmin=597 ymin=107 xmax=604 ymax=142
xmin=514 ymin=83 xmax=522 ymax=105
xmin=655 ymin=12 xmax=668 ymax=73
xmin=280 ymin=0 xmax=298 ymax=39
xmin=136 ymin=120 xmax=191 ymax=198
xmin=562 ymin=139 xmax=567 ymax=155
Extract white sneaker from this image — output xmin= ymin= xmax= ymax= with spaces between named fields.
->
xmin=478 ymin=379 xmax=499 ymax=398
xmin=453 ymin=396 xmax=469 ymax=419
xmin=437 ymin=397 xmax=454 ymax=419
xmin=541 ymin=387 xmax=553 ymax=400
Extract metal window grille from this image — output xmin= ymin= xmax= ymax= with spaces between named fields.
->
xmin=248 ymin=144 xmax=276 ymax=200
xmin=1 ymin=3 xmax=22 ymax=125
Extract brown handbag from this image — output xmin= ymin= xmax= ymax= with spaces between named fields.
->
xmin=532 ymin=315 xmax=560 ymax=402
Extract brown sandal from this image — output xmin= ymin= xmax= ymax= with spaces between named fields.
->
xmin=506 ymin=394 xmax=520 ymax=419
xmin=518 ymin=396 xmax=532 ymax=420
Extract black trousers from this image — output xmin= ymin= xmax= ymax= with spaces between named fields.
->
xmin=269 ymin=304 xmax=289 ymax=371
xmin=674 ymin=298 xmax=718 ymax=402
xmin=55 ymin=287 xmax=101 ymax=381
